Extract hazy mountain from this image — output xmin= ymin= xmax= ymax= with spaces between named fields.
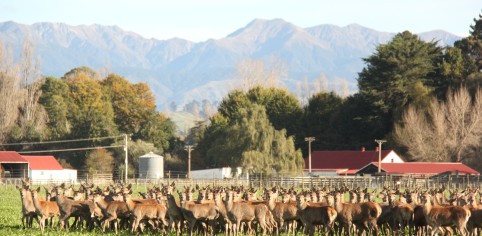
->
xmin=0 ymin=19 xmax=462 ymax=111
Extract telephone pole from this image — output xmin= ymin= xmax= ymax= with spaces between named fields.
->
xmin=124 ymin=134 xmax=129 ymax=183
xmin=375 ymin=139 xmax=387 ymax=173
xmin=185 ymin=145 xmax=194 ymax=179
xmin=305 ymin=137 xmax=315 ymax=174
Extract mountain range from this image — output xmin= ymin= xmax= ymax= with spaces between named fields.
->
xmin=0 ymin=19 xmax=462 ymax=111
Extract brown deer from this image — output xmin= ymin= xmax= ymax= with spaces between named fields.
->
xmin=165 ymin=192 xmax=185 ymax=235
xmin=16 ymin=185 xmax=39 ymax=228
xmin=421 ymin=192 xmax=470 ymax=236
xmin=179 ymin=189 xmax=219 ymax=236
xmin=296 ymin=194 xmax=337 ymax=236
xmin=123 ymin=191 xmax=168 ymax=233
xmin=92 ymin=192 xmax=130 ymax=234
xmin=54 ymin=184 xmax=93 ymax=230
xmin=333 ymin=191 xmax=381 ymax=236
xmin=462 ymin=193 xmax=482 ymax=236
xmin=213 ymin=189 xmax=232 ymax=235
xmin=225 ymin=189 xmax=272 ymax=235
xmin=31 ymin=187 xmax=60 ymax=232
xmin=266 ymin=189 xmax=299 ymax=235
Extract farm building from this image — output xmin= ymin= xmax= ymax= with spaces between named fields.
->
xmin=356 ymin=162 xmax=480 ymax=177
xmin=305 ymin=148 xmax=404 ymax=176
xmin=138 ymin=152 xmax=164 ymax=179
xmin=0 ymin=151 xmax=29 ymax=178
xmin=22 ymin=156 xmax=77 ymax=184
xmin=0 ymin=151 xmax=77 ymax=184
xmin=190 ymin=167 xmax=243 ymax=179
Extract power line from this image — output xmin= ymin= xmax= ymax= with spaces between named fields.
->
xmin=0 ymin=135 xmax=124 ymax=146
xmin=17 ymin=145 xmax=125 ymax=154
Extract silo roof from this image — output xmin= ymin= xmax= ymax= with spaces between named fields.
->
xmin=139 ymin=152 xmax=163 ymax=158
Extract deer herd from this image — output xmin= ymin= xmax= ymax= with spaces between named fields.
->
xmin=15 ymin=179 xmax=482 ymax=235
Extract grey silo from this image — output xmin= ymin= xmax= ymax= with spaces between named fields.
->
xmin=138 ymin=152 xmax=164 ymax=179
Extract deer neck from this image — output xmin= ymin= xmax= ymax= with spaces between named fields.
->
xmin=94 ymin=197 xmax=108 ymax=210
xmin=225 ymin=197 xmax=233 ymax=211
xmin=297 ymin=201 xmax=308 ymax=211
xmin=31 ymin=194 xmax=42 ymax=213
xmin=334 ymin=199 xmax=344 ymax=213
xmin=124 ymin=197 xmax=135 ymax=211
xmin=422 ymin=200 xmax=432 ymax=216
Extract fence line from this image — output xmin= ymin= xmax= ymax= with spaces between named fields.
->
xmin=2 ymin=173 xmax=480 ymax=191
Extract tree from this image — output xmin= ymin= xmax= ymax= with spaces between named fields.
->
xmin=64 ymin=66 xmax=101 ymax=80
xmin=0 ymin=39 xmax=21 ymax=143
xmin=236 ymin=58 xmax=286 ymax=92
xmin=85 ymin=149 xmax=114 ymax=175
xmin=135 ymin=111 xmax=176 ymax=152
xmin=205 ymin=104 xmax=304 ymax=174
xmin=101 ymin=74 xmax=156 ymax=134
xmin=299 ymin=92 xmax=344 ymax=152
xmin=39 ymin=77 xmax=70 ymax=139
xmin=394 ymin=87 xmax=482 ymax=163
xmin=111 ymin=139 xmax=159 ymax=175
xmin=65 ymin=72 xmax=118 ymax=139
xmin=357 ymin=31 xmax=443 ymax=135
xmin=246 ymin=86 xmax=302 ymax=136
xmin=0 ymin=37 xmax=47 ymax=143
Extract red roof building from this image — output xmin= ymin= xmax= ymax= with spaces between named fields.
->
xmin=357 ymin=162 xmax=480 ymax=176
xmin=22 ymin=156 xmax=63 ymax=170
xmin=305 ymin=149 xmax=404 ymax=175
xmin=0 ymin=151 xmax=28 ymax=163
xmin=0 ymin=151 xmax=29 ymax=178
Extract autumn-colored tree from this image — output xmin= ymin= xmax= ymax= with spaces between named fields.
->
xmin=65 ymin=72 xmax=118 ymax=139
xmin=101 ymin=74 xmax=156 ymax=134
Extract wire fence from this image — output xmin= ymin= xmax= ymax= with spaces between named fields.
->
xmin=1 ymin=168 xmax=480 ymax=191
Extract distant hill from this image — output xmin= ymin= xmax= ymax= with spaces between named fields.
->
xmin=0 ymin=19 xmax=462 ymax=113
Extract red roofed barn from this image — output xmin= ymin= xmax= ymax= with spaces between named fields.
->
xmin=0 ymin=152 xmax=77 ymax=184
xmin=305 ymin=149 xmax=404 ymax=176
xmin=0 ymin=151 xmax=29 ymax=178
xmin=357 ymin=162 xmax=479 ymax=176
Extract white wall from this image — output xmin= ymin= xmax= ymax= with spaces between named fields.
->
xmin=381 ymin=151 xmax=404 ymax=163
xmin=29 ymin=169 xmax=77 ymax=184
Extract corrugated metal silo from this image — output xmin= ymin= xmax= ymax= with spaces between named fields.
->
xmin=138 ymin=152 xmax=164 ymax=179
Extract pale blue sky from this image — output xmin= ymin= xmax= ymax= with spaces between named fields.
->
xmin=1 ymin=0 xmax=480 ymax=42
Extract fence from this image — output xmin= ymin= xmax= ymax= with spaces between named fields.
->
xmin=3 ymin=172 xmax=481 ymax=191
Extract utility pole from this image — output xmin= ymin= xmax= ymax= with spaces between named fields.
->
xmin=375 ymin=139 xmax=387 ymax=174
xmin=124 ymin=134 xmax=129 ymax=183
xmin=305 ymin=137 xmax=315 ymax=174
xmin=185 ymin=145 xmax=194 ymax=179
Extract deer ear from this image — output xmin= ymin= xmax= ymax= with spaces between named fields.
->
xmin=36 ymin=187 xmax=41 ymax=192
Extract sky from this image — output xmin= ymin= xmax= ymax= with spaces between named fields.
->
xmin=0 ymin=0 xmax=480 ymax=42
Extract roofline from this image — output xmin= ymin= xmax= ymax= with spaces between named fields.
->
xmin=0 ymin=161 xmax=29 ymax=163
xmin=358 ymin=162 xmax=479 ymax=175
